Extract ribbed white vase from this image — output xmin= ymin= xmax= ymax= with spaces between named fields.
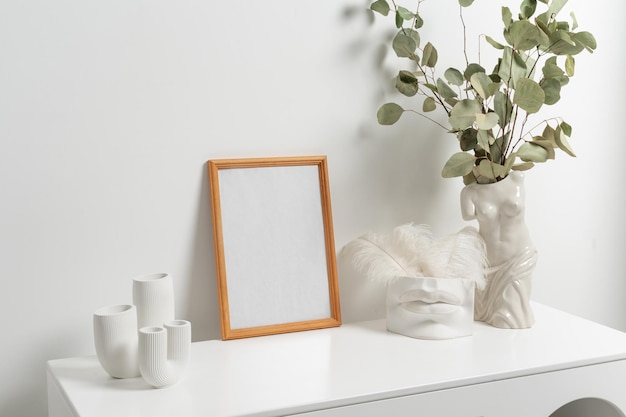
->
xmin=132 ymin=273 xmax=175 ymax=329
xmin=93 ymin=304 xmax=140 ymax=378
xmin=138 ymin=320 xmax=191 ymax=388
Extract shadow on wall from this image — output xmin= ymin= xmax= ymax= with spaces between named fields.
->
xmin=180 ymin=163 xmax=222 ymax=342
xmin=336 ymin=1 xmax=454 ymax=231
xmin=334 ymin=2 xmax=458 ymax=324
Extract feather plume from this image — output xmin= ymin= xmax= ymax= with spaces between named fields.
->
xmin=427 ymin=227 xmax=488 ymax=290
xmin=342 ymin=223 xmax=488 ymax=288
xmin=341 ymin=223 xmax=433 ymax=284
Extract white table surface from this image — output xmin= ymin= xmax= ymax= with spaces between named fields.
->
xmin=47 ymin=303 xmax=626 ymax=417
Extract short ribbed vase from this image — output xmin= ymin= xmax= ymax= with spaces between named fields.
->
xmin=93 ymin=304 xmax=140 ymax=378
xmin=132 ymin=273 xmax=175 ymax=329
xmin=138 ymin=320 xmax=191 ymax=388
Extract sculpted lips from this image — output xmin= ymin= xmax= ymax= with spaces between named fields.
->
xmin=398 ymin=289 xmax=462 ymax=315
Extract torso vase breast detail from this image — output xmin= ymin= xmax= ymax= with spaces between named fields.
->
xmin=460 ymin=171 xmax=537 ymax=329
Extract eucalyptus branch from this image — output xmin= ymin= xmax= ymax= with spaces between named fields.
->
xmin=520 ymin=116 xmax=563 ymax=139
xmin=406 ymin=109 xmax=450 ymax=130
xmin=370 ymin=0 xmax=596 ymax=183
xmin=459 ymin=4 xmax=469 ymax=67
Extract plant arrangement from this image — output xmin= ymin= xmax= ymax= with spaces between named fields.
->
xmin=371 ymin=0 xmax=596 ymax=184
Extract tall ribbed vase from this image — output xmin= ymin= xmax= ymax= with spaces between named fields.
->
xmin=93 ymin=304 xmax=140 ymax=378
xmin=132 ymin=273 xmax=175 ymax=329
xmin=138 ymin=320 xmax=191 ymax=388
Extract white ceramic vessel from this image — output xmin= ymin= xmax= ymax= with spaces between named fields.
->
xmin=461 ymin=171 xmax=536 ymax=328
xmin=138 ymin=320 xmax=191 ymax=388
xmin=132 ymin=273 xmax=175 ymax=329
xmin=386 ymin=276 xmax=475 ymax=339
xmin=93 ymin=304 xmax=140 ymax=378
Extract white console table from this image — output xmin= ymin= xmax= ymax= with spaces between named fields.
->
xmin=47 ymin=303 xmax=626 ymax=417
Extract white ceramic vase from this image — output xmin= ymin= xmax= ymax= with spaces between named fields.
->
xmin=132 ymin=273 xmax=175 ymax=329
xmin=386 ymin=276 xmax=475 ymax=339
xmin=138 ymin=320 xmax=191 ymax=388
xmin=460 ymin=171 xmax=537 ymax=329
xmin=93 ymin=304 xmax=140 ymax=378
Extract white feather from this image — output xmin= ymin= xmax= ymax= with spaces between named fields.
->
xmin=341 ymin=223 xmax=433 ymax=284
xmin=342 ymin=223 xmax=488 ymax=288
xmin=431 ymin=227 xmax=488 ymax=289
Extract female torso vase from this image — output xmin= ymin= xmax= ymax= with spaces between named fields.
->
xmin=132 ymin=273 xmax=175 ymax=329
xmin=460 ymin=171 xmax=537 ymax=329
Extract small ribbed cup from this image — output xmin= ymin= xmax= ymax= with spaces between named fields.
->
xmin=132 ymin=273 xmax=175 ymax=329
xmin=93 ymin=304 xmax=140 ymax=378
xmin=138 ymin=320 xmax=191 ymax=388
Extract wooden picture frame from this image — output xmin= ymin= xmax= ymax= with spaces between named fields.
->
xmin=208 ymin=156 xmax=341 ymax=340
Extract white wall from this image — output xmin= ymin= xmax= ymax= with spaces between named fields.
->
xmin=0 ymin=0 xmax=624 ymax=416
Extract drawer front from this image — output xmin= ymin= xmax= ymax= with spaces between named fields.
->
xmin=295 ymin=361 xmax=626 ymax=417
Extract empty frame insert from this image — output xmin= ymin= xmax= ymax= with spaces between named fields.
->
xmin=208 ymin=156 xmax=341 ymax=340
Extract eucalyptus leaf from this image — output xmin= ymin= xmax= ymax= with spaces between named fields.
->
xmin=503 ymin=153 xmax=516 ymax=173
xmin=542 ymin=124 xmax=557 ymax=145
xmin=485 ymin=35 xmax=505 ymax=50
xmin=499 ymin=47 xmax=532 ymax=87
xmin=542 ymin=59 xmax=564 ymax=79
xmin=436 ymin=78 xmax=457 ymax=100
xmin=476 ymin=159 xmax=508 ymax=180
xmin=560 ymin=121 xmax=572 ymax=136
xmin=565 ymin=55 xmax=575 ymax=76
xmin=502 ymin=7 xmax=513 ymax=29
xmin=470 ymin=72 xmax=499 ymax=99
xmin=396 ymin=70 xmax=419 ymax=97
xmin=459 ymin=128 xmax=478 ymax=151
xmin=517 ymin=142 xmax=549 ymax=162
xmin=445 ymin=97 xmax=459 ymax=107
xmin=392 ymin=32 xmax=417 ymax=58
xmin=573 ymin=31 xmax=597 ymax=53
xmin=547 ymin=0 xmax=568 ymax=18
xmin=476 ymin=113 xmax=499 ymax=131
xmin=464 ymin=63 xmax=486 ymax=82
xmin=377 ymin=103 xmax=404 ymax=125
xmin=414 ymin=13 xmax=424 ymax=29
xmin=449 ymin=99 xmax=481 ymax=129
xmin=512 ymin=161 xmax=535 ymax=171
xmin=444 ymin=68 xmax=464 ymax=86
xmin=555 ymin=127 xmax=576 ymax=156
xmin=463 ymin=172 xmax=478 ymax=185
xmin=494 ymin=91 xmax=512 ymax=128
xmin=459 ymin=0 xmax=474 ymax=6
xmin=477 ymin=129 xmax=492 ymax=151
xmin=513 ymin=78 xmax=545 ymax=113
xmin=535 ymin=17 xmax=552 ymax=37
xmin=506 ymin=20 xmax=543 ymax=51
xmin=531 ymin=138 xmax=556 ymax=159
xmin=397 ymin=6 xmax=414 ymax=20
xmin=423 ymin=97 xmax=437 ymax=112
xmin=370 ymin=0 xmax=390 ymax=16
xmin=491 ymin=133 xmax=508 ymax=164
xmin=423 ymin=83 xmax=437 ymax=93
xmin=547 ymin=31 xmax=584 ymax=55
xmin=570 ymin=12 xmax=578 ymax=31
xmin=422 ymin=42 xmax=438 ymax=67
xmin=395 ymin=10 xmax=403 ymax=28
xmin=442 ymin=152 xmax=476 ymax=178
xmin=405 ymin=29 xmax=421 ymax=47
xmin=519 ymin=0 xmax=537 ymax=19
xmin=540 ymin=78 xmax=561 ymax=105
